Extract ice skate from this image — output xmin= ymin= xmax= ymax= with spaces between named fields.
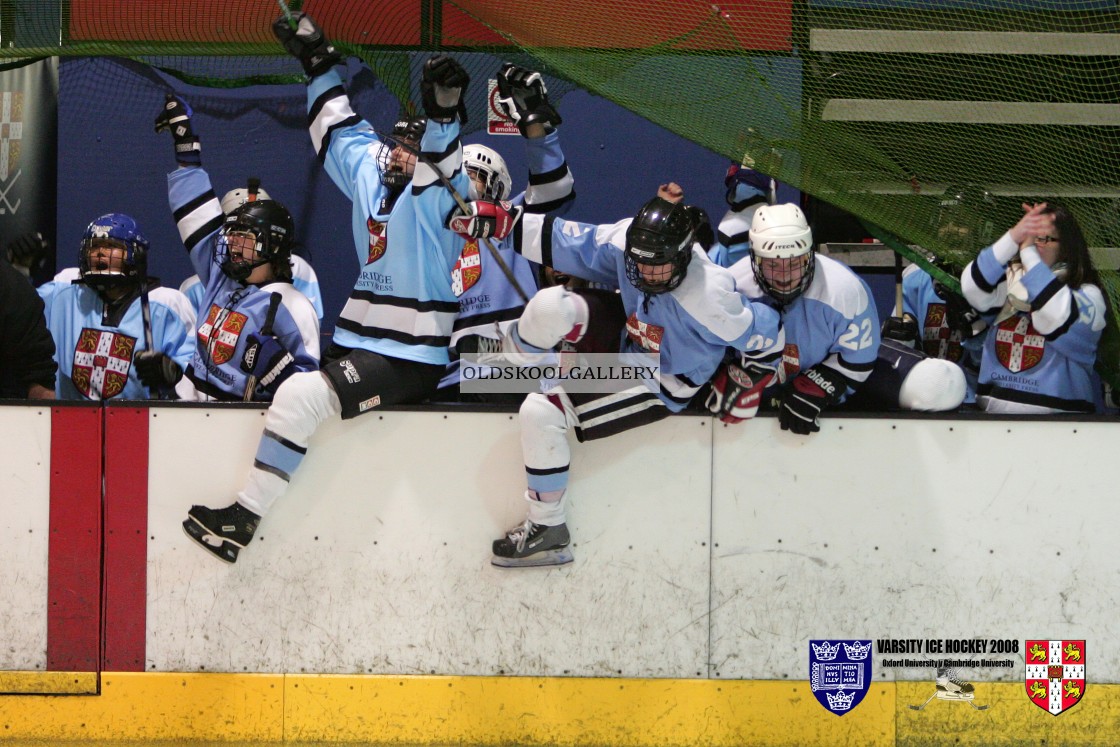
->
xmin=491 ymin=519 xmax=573 ymax=568
xmin=183 ymin=502 xmax=260 ymax=564
xmin=910 ymin=669 xmax=989 ymax=711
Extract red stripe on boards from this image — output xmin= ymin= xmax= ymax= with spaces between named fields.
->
xmin=102 ymin=406 xmax=149 ymax=671
xmin=47 ymin=405 xmax=102 ymax=671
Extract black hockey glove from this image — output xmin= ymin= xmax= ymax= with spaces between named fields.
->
xmin=779 ymin=365 xmax=846 ymax=435
xmin=272 ymin=12 xmax=342 ymax=78
xmin=5 ymin=230 xmax=50 ymax=273
xmin=240 ymin=333 xmax=296 ymax=395
xmin=154 ymin=94 xmax=201 ymax=166
xmin=723 ymin=163 xmax=771 ymax=210
xmin=495 ymin=63 xmax=561 ymax=137
xmin=881 ymin=314 xmax=919 ymax=346
xmin=134 ymin=351 xmax=183 ymax=391
xmin=421 ymin=54 xmax=469 ymax=124
xmin=935 ymin=282 xmax=985 ymax=340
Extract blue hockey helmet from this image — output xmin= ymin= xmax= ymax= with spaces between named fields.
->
xmin=79 ymin=213 xmax=148 ymax=293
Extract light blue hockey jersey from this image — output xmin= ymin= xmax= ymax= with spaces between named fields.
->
xmin=962 ymin=233 xmax=1105 ymax=412
xmin=514 ymin=214 xmax=784 ymax=411
xmin=167 ymin=167 xmax=321 ymax=401
xmin=40 ymin=281 xmax=195 ymax=400
xmin=306 ymin=69 xmax=467 ymax=365
xmin=729 ymin=253 xmax=880 ymax=399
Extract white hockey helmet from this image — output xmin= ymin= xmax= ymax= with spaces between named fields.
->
xmin=462 ymin=144 xmax=512 ymax=201
xmin=748 ymin=202 xmax=814 ymax=304
xmin=220 ymin=183 xmax=271 ymax=215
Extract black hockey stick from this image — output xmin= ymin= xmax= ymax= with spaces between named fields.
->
xmin=389 ymin=135 xmax=531 ymax=304
xmin=243 ymin=291 xmax=283 ymax=402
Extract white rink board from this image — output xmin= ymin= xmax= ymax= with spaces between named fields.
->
xmin=146 ymin=407 xmax=712 ymax=677
xmin=0 ymin=406 xmax=51 ymax=671
xmin=710 ymin=416 xmax=1119 ymax=682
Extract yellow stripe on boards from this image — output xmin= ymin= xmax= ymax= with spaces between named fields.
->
xmin=0 ymin=673 xmax=1117 ymax=745
xmin=0 ymin=671 xmax=97 ymax=694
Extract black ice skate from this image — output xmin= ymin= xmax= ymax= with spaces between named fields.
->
xmin=183 ymin=502 xmax=259 ymax=563
xmin=491 ymin=519 xmax=573 ymax=568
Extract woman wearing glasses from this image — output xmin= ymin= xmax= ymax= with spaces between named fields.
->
xmin=960 ymin=202 xmax=1106 ymax=413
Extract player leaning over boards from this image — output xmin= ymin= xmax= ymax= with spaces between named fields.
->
xmin=469 ymin=185 xmax=784 ymax=567
xmin=182 ymin=14 xmax=535 ymax=562
xmin=156 ymin=95 xmax=321 ymax=402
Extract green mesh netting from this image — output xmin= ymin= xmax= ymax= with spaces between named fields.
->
xmin=3 ymin=0 xmax=1120 ymax=382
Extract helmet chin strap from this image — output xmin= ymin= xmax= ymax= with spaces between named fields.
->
xmin=221 ymin=256 xmax=269 ymax=284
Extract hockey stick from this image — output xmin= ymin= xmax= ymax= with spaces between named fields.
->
xmin=137 ymin=253 xmax=169 ymax=401
xmin=243 ymin=291 xmax=283 ymax=402
xmin=894 ymin=249 xmax=905 ymax=318
xmin=390 ymin=135 xmax=531 ymax=304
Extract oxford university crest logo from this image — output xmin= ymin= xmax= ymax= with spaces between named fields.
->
xmin=1025 ymin=640 xmax=1085 ymax=715
xmin=809 ymin=640 xmax=871 ymax=716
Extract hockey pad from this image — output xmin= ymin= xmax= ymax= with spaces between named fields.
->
xmin=421 ymin=54 xmax=470 ymax=123
xmin=134 ymin=351 xmax=183 ymax=390
xmin=515 ymin=285 xmax=590 ymax=350
xmin=881 ymin=314 xmax=919 ymax=347
xmin=779 ymin=366 xmax=845 ymax=435
xmin=272 ymin=12 xmax=342 ymax=78
xmin=240 ymin=333 xmax=296 ymax=394
xmin=448 ymin=199 xmax=523 ymax=240
xmin=495 ymin=62 xmax=562 ymax=137
xmin=153 ymin=94 xmax=201 ymax=165
xmin=705 ymin=360 xmax=775 ymax=424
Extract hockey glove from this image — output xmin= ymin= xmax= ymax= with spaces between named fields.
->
xmin=515 ymin=285 xmax=589 ymax=350
xmin=153 ymin=94 xmax=201 ymax=166
xmin=421 ymin=54 xmax=469 ymax=124
xmin=448 ymin=199 xmax=523 ymax=241
xmin=881 ymin=314 xmax=919 ymax=346
xmin=495 ymin=63 xmax=562 ymax=137
xmin=935 ymin=282 xmax=986 ymax=340
xmin=779 ymin=365 xmax=846 ymax=435
xmin=5 ymin=231 xmax=50 ymax=273
xmin=134 ymin=351 xmax=183 ymax=390
xmin=705 ymin=359 xmax=776 ymax=424
xmin=723 ymin=163 xmax=770 ymax=210
xmin=240 ymin=333 xmax=296 ymax=395
xmin=272 ymin=12 xmax=342 ymax=78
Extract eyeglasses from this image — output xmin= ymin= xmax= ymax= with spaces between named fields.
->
xmin=1036 ymin=236 xmax=1060 ymax=244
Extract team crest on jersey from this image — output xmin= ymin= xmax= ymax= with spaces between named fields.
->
xmin=776 ymin=342 xmax=801 ymax=384
xmin=994 ymin=316 xmax=1045 ymax=372
xmin=451 ymin=241 xmax=482 ymax=297
xmin=198 ymin=305 xmax=249 ymax=365
xmin=71 ymin=328 xmax=136 ymax=399
xmin=809 ymin=640 xmax=872 ymax=716
xmin=366 ymin=216 xmax=388 ymax=264
xmin=1025 ymin=640 xmax=1085 ymax=715
xmin=923 ymin=303 xmax=963 ymax=362
xmin=626 ymin=313 xmax=664 ymax=352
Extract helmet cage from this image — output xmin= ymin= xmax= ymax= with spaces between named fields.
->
xmin=747 ymin=203 xmax=815 ymax=305
xmin=218 ymin=201 xmax=293 ymax=283
xmin=378 ymin=116 xmax=426 ymax=190
xmin=79 ymin=213 xmax=148 ymax=292
xmin=462 ymin=144 xmax=512 ymax=201
xmin=623 ymin=197 xmax=695 ymax=295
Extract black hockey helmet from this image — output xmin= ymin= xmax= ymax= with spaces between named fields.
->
xmin=380 ymin=114 xmax=427 ymax=190
xmin=217 ymin=200 xmax=295 ymax=283
xmin=624 ymin=196 xmax=695 ymax=295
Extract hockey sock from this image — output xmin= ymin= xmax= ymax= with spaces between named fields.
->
xmin=525 ymin=490 xmax=567 ymax=526
xmin=520 ymin=392 xmax=571 ymax=498
xmin=238 ymin=371 xmax=341 ymax=515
